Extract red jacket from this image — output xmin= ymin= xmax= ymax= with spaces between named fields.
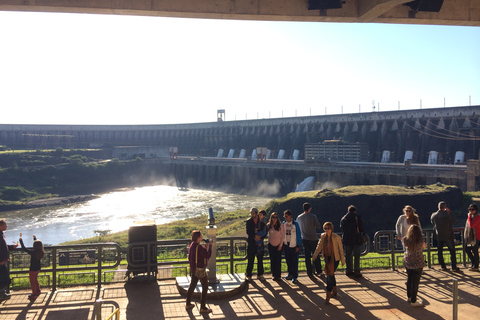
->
xmin=188 ymin=242 xmax=212 ymax=273
xmin=468 ymin=214 xmax=480 ymax=241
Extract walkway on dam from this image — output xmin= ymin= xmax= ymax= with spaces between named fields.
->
xmin=1 ymin=267 xmax=479 ymax=320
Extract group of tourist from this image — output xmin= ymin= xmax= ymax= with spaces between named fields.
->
xmin=1 ymin=199 xmax=479 ymax=313
xmin=244 ymin=203 xmax=365 ymax=304
xmin=0 ymin=219 xmax=44 ymax=301
xmin=395 ymin=201 xmax=480 ymax=307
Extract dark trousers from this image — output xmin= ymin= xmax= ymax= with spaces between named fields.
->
xmin=246 ymin=244 xmax=264 ymax=277
xmin=406 ymin=267 xmax=423 ymax=303
xmin=186 ymin=272 xmax=208 ymax=308
xmin=268 ymin=243 xmax=283 ymax=278
xmin=303 ymin=240 xmax=322 ymax=275
xmin=284 ymin=245 xmax=299 ymax=279
xmin=465 ymin=239 xmax=480 ymax=268
xmin=437 ymin=239 xmax=457 ymax=269
xmin=326 ymin=260 xmax=340 ymax=292
xmin=0 ymin=262 xmax=10 ymax=294
xmin=344 ymin=245 xmax=361 ymax=273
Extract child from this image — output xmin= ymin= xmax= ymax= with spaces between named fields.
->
xmin=19 ymin=235 xmax=44 ymax=299
xmin=402 ymin=225 xmax=425 ymax=307
xmin=256 ymin=210 xmax=267 ymax=253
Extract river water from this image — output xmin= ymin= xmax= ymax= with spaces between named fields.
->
xmin=2 ymin=185 xmax=270 ymax=245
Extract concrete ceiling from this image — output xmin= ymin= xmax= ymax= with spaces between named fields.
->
xmin=0 ymin=0 xmax=479 ymax=26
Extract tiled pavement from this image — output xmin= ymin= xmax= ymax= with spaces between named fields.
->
xmin=1 ymin=267 xmax=479 ymax=320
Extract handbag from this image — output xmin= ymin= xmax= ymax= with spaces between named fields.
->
xmin=194 ymin=244 xmax=207 ymax=278
xmin=355 ymin=217 xmax=367 ymax=245
xmin=465 ymin=220 xmax=476 ymax=246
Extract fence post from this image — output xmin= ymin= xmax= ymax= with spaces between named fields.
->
xmin=453 ymin=278 xmax=458 ymax=320
xmin=52 ymin=247 xmax=57 ymax=291
xmin=97 ymin=245 xmax=103 ymax=292
xmin=95 ymin=299 xmax=103 ymax=320
xmin=391 ymin=233 xmax=396 ymax=271
xmin=230 ymin=239 xmax=234 ymax=275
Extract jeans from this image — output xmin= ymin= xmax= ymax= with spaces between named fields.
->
xmin=303 ymin=240 xmax=322 ymax=275
xmin=344 ymin=245 xmax=361 ymax=273
xmin=284 ymin=245 xmax=299 ymax=279
xmin=186 ymin=272 xmax=209 ymax=309
xmin=326 ymin=260 xmax=340 ymax=292
xmin=406 ymin=267 xmax=423 ymax=303
xmin=246 ymin=243 xmax=264 ymax=277
xmin=268 ymin=243 xmax=283 ymax=278
xmin=465 ymin=239 xmax=480 ymax=268
xmin=437 ymin=239 xmax=457 ymax=269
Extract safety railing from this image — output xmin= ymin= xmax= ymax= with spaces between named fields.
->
xmin=374 ymin=228 xmax=467 ymax=271
xmin=126 ymin=234 xmax=371 ymax=279
xmin=10 ymin=243 xmax=122 ymax=291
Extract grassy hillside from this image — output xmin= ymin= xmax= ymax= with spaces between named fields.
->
xmin=61 ymin=209 xmax=250 ymax=251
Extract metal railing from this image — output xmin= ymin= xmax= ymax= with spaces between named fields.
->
xmin=10 ymin=243 xmax=122 ymax=291
xmin=374 ymin=228 xmax=468 ymax=271
xmin=10 ymin=228 xmax=473 ymax=289
xmin=126 ymin=234 xmax=371 ymax=278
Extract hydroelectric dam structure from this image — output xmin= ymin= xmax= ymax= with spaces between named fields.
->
xmin=1 ymin=105 xmax=479 ymax=193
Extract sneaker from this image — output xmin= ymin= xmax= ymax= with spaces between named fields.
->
xmin=257 ymin=275 xmax=265 ymax=281
xmin=410 ymin=301 xmax=423 ymax=307
xmin=200 ymin=307 xmax=212 ymax=313
xmin=441 ymin=267 xmax=448 ymax=271
xmin=0 ymin=293 xmax=11 ymax=300
xmin=285 ymin=275 xmax=293 ymax=280
xmin=452 ymin=268 xmax=461 ymax=273
xmin=407 ymin=298 xmax=411 ymax=302
xmin=292 ymin=278 xmax=298 ymax=284
xmin=185 ymin=303 xmax=195 ymax=310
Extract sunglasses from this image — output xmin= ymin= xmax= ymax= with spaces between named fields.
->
xmin=469 ymin=208 xmax=476 ymax=211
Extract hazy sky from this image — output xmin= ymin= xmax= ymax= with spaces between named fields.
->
xmin=0 ymin=11 xmax=479 ymax=125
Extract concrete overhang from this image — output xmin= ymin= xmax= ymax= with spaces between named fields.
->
xmin=0 ymin=0 xmax=479 ymax=26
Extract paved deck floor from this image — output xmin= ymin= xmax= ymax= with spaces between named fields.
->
xmin=1 ymin=267 xmax=479 ymax=320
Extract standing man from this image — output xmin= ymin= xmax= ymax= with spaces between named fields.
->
xmin=431 ymin=201 xmax=459 ymax=271
xmin=0 ymin=219 xmax=18 ymax=299
xmin=283 ymin=210 xmax=302 ymax=284
xmin=297 ymin=202 xmax=323 ymax=277
xmin=340 ymin=205 xmax=364 ymax=278
xmin=245 ymin=208 xmax=266 ymax=281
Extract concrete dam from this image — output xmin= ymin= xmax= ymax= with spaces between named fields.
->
xmin=1 ymin=105 xmax=479 ymax=193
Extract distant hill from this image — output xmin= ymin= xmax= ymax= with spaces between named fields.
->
xmin=266 ymin=184 xmax=467 ymax=239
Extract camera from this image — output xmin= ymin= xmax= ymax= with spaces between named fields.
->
xmin=204 ymin=238 xmax=210 ymax=243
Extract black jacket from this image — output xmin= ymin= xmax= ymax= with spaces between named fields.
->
xmin=340 ymin=212 xmax=365 ymax=246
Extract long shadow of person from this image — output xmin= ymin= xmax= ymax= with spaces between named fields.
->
xmin=124 ymin=279 xmax=162 ymax=320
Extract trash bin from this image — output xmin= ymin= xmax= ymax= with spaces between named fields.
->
xmin=126 ymin=220 xmax=157 ymax=279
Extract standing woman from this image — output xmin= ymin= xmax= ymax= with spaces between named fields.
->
xmin=396 ymin=205 xmax=422 ymax=243
xmin=267 ymin=212 xmax=284 ymax=280
xmin=403 ymin=224 xmax=425 ymax=307
xmin=465 ymin=204 xmax=480 ymax=271
xmin=313 ymin=222 xmax=345 ymax=304
xmin=186 ymin=230 xmax=212 ymax=314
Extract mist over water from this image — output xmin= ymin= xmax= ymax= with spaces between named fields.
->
xmin=2 ymin=185 xmax=270 ymax=245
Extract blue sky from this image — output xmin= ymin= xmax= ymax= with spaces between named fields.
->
xmin=0 ymin=11 xmax=479 ymax=125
